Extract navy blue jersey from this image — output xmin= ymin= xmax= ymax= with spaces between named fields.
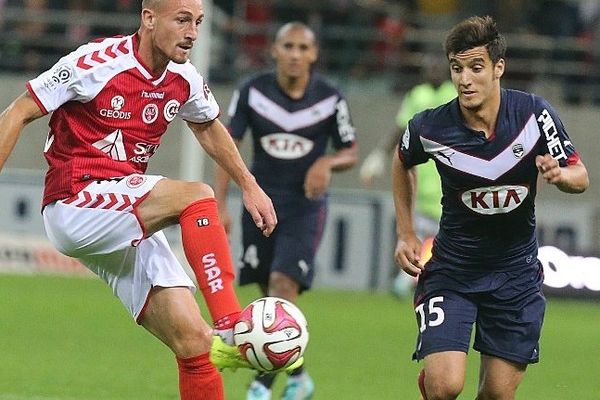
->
xmin=227 ymin=72 xmax=356 ymax=195
xmin=399 ymin=89 xmax=580 ymax=269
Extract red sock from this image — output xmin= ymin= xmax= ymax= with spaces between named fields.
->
xmin=177 ymin=353 xmax=224 ymax=400
xmin=418 ymin=369 xmax=428 ymax=400
xmin=180 ymin=198 xmax=240 ymax=329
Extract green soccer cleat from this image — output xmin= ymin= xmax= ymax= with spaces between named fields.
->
xmin=209 ymin=336 xmax=304 ymax=372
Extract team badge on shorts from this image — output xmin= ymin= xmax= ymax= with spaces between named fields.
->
xmin=126 ymin=175 xmax=146 ymax=188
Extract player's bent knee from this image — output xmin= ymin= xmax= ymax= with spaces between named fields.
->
xmin=168 ymin=323 xmax=214 ymax=358
xmin=184 ymin=181 xmax=215 ymax=202
xmin=426 ymin=377 xmax=464 ymax=400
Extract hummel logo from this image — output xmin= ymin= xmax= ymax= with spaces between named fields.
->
xmin=141 ymin=90 xmax=165 ymax=99
xmin=92 ymin=129 xmax=127 ymax=161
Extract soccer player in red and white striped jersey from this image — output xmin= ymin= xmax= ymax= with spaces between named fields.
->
xmin=0 ymin=1 xmax=277 ymax=399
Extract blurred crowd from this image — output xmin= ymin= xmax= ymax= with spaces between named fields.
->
xmin=215 ymin=0 xmax=600 ymax=104
xmin=0 ymin=0 xmax=139 ymax=73
xmin=1 ymin=0 xmax=599 ymax=104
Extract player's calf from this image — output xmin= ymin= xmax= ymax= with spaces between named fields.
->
xmin=418 ymin=369 xmax=428 ymax=400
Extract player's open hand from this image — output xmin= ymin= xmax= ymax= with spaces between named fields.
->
xmin=394 ymin=234 xmax=424 ymax=277
xmin=242 ymin=183 xmax=277 ymax=237
xmin=536 ymin=154 xmax=562 ymax=185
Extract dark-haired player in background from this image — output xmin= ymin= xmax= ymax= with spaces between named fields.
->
xmin=215 ymin=21 xmax=358 ymax=400
xmin=392 ymin=16 xmax=588 ymax=400
xmin=0 ymin=1 xmax=283 ymax=399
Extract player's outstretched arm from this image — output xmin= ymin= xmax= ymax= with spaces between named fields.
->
xmin=391 ymin=149 xmax=424 ymax=277
xmin=535 ymin=154 xmax=589 ymax=194
xmin=188 ymin=119 xmax=277 ymax=236
xmin=0 ymin=92 xmax=44 ymax=173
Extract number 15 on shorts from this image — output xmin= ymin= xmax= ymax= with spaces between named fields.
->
xmin=415 ymin=296 xmax=445 ymax=333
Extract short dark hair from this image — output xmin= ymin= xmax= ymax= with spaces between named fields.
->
xmin=444 ymin=15 xmax=506 ymax=64
xmin=274 ymin=21 xmax=317 ymax=46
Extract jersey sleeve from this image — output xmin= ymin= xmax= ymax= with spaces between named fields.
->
xmin=330 ymin=96 xmax=356 ymax=149
xmin=534 ymin=96 xmax=580 ymax=166
xmin=26 ymin=56 xmax=88 ymax=114
xmin=178 ymin=66 xmax=220 ymax=123
xmin=398 ymin=115 xmax=429 ymax=168
xmin=226 ymin=84 xmax=250 ymax=140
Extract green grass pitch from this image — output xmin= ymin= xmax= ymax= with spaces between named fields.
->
xmin=1 ymin=274 xmax=599 ymax=399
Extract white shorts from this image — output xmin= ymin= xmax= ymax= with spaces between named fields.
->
xmin=42 ymin=174 xmax=196 ymax=321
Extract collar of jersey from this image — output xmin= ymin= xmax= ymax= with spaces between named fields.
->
xmin=130 ymin=32 xmax=169 ymax=85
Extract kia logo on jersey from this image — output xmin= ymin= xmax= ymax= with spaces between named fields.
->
xmin=461 ymin=185 xmax=529 ymax=215
xmin=260 ymin=133 xmax=314 ymax=160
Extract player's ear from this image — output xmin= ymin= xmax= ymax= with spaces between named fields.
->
xmin=271 ymin=41 xmax=282 ymax=61
xmin=494 ymin=58 xmax=505 ymax=80
xmin=141 ymin=9 xmax=156 ymax=29
xmin=309 ymin=45 xmax=318 ymax=63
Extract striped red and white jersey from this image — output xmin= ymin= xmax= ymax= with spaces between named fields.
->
xmin=27 ymin=33 xmax=220 ymax=207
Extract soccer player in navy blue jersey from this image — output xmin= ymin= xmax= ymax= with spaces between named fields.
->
xmin=392 ymin=16 xmax=589 ymax=400
xmin=214 ymin=22 xmax=358 ymax=400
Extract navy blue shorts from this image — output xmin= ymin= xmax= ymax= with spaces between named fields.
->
xmin=412 ymin=259 xmax=546 ymax=365
xmin=238 ymin=195 xmax=327 ymax=291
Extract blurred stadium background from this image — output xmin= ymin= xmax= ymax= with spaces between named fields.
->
xmin=1 ymin=1 xmax=599 ymax=399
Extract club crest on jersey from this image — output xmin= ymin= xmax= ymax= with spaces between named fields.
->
xmin=164 ymin=99 xmax=180 ymax=122
xmin=512 ymin=143 xmax=524 ymax=158
xmin=260 ymin=133 xmax=314 ymax=160
xmin=126 ymin=175 xmax=146 ymax=188
xmin=461 ymin=185 xmax=529 ymax=215
xmin=142 ymin=103 xmax=159 ymax=124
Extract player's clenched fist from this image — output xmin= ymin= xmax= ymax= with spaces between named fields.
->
xmin=535 ymin=154 xmax=561 ymax=185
